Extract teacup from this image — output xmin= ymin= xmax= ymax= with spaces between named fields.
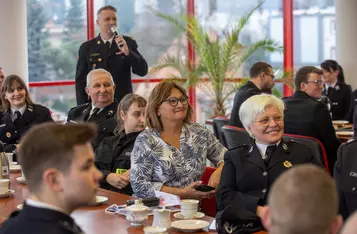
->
xmin=0 ymin=179 xmax=10 ymax=194
xmin=125 ymin=200 xmax=149 ymax=226
xmin=144 ymin=226 xmax=168 ymax=234
xmin=180 ymin=199 xmax=199 ymax=219
xmin=5 ymin=153 xmax=13 ymax=165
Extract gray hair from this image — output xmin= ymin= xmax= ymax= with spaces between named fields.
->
xmin=86 ymin=68 xmax=114 ymax=87
xmin=239 ymin=94 xmax=284 ymax=136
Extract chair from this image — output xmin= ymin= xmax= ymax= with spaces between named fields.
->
xmin=200 ymin=166 xmax=217 ymax=217
xmin=221 ymin=125 xmax=253 ymax=149
xmin=283 ymin=133 xmax=330 ymax=174
xmin=212 ymin=116 xmax=229 ymax=145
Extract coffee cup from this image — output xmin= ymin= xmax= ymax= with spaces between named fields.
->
xmin=143 ymin=226 xmax=168 ymax=234
xmin=0 ymin=179 xmax=10 ymax=194
xmin=180 ymin=199 xmax=199 ymax=218
xmin=5 ymin=153 xmax=13 ymax=165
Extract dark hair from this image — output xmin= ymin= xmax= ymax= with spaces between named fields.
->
xmin=0 ymin=75 xmax=34 ymax=111
xmin=249 ymin=62 xmax=273 ymax=78
xmin=295 ymin=66 xmax=323 ymax=91
xmin=97 ymin=5 xmax=117 ymax=17
xmin=320 ymin=60 xmax=345 ymax=83
xmin=146 ymin=80 xmax=193 ymax=132
xmin=114 ymin=93 xmax=147 ymax=135
xmin=18 ymin=123 xmax=97 ymax=193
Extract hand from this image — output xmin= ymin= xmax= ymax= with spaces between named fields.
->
xmin=181 ymin=181 xmax=216 ymax=199
xmin=123 ymin=169 xmax=130 ymax=177
xmin=106 ymin=173 xmax=130 ymax=189
xmin=114 ymin=36 xmax=129 ymax=56
xmin=208 ymin=169 xmax=222 ymax=188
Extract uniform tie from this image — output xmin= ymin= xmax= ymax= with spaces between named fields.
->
xmin=327 ymin=87 xmax=333 ymax=96
xmin=105 ymin=41 xmax=111 ymax=50
xmin=88 ymin=107 xmax=100 ymax=121
xmin=13 ymin=111 xmax=22 ymax=126
xmin=264 ymin=145 xmax=276 ymax=166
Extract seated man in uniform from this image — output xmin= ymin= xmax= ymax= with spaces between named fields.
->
xmin=67 ymin=68 xmax=117 ymax=150
xmin=283 ymin=66 xmax=340 ymax=173
xmin=261 ymin=164 xmax=342 ymax=234
xmin=0 ymin=123 xmax=103 ymax=234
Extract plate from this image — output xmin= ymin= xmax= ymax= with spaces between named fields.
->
xmin=336 ymin=131 xmax=354 ymax=136
xmin=10 ymin=165 xmax=21 ymax=172
xmin=11 ymin=162 xmax=18 ymax=165
xmin=16 ymin=177 xmax=26 ymax=184
xmin=0 ymin=190 xmax=15 ymax=198
xmin=88 ymin=196 xmax=108 ymax=206
xmin=17 ymin=204 xmax=23 ymax=210
xmin=174 ymin=212 xmax=205 ymax=219
xmin=333 ymin=120 xmax=349 ymax=125
xmin=171 ymin=220 xmax=210 ymax=232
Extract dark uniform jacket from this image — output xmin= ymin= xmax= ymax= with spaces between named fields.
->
xmin=229 ymin=81 xmax=262 ymax=128
xmin=334 ymin=139 xmax=357 ymax=219
xmin=345 ymin=89 xmax=357 ymax=123
xmin=0 ymin=203 xmax=83 ymax=234
xmin=95 ymin=131 xmax=141 ymax=195
xmin=322 ymin=81 xmax=352 ymax=120
xmin=0 ymin=104 xmax=53 ymax=152
xmin=216 ymin=140 xmax=320 ymax=214
xmin=75 ymin=34 xmax=148 ymax=105
xmin=67 ymin=102 xmax=117 ymax=150
xmin=283 ymin=91 xmax=340 ymax=173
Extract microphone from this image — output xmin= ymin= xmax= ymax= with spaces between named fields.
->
xmin=110 ymin=25 xmax=124 ymax=48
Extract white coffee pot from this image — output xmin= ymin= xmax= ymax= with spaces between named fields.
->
xmin=125 ymin=199 xmax=149 ymax=226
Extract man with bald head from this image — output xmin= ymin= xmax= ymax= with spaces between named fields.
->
xmin=260 ymin=164 xmax=342 ymax=234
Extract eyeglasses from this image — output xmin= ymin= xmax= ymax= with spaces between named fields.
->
xmin=253 ymin=115 xmax=283 ymax=126
xmin=306 ymin=80 xmax=323 ymax=86
xmin=163 ymin=96 xmax=189 ymax=107
xmin=264 ymin=73 xmax=275 ymax=80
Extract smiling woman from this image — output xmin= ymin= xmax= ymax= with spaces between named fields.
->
xmin=0 ymin=75 xmax=54 ymax=152
xmin=216 ymin=94 xmax=321 ymax=229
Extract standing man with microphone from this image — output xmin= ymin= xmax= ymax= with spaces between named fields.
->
xmin=75 ymin=5 xmax=148 ymax=105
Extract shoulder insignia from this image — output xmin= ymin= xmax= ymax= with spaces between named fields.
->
xmin=282 ymin=143 xmax=288 ymax=151
xmin=28 ymin=105 xmax=34 ymax=112
xmin=283 ymin=160 xmax=293 ymax=168
xmin=108 ymin=110 xmax=114 ymax=116
xmin=6 ymin=132 xmax=11 ymax=138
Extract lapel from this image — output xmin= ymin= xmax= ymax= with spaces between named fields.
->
xmin=15 ymin=105 xmax=36 ymax=129
xmin=78 ymin=105 xmax=91 ymax=122
xmin=246 ymin=143 xmax=266 ymax=170
xmin=91 ymin=102 xmax=116 ymax=123
xmin=267 ymin=140 xmax=290 ymax=169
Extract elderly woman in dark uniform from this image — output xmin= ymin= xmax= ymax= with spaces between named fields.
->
xmin=95 ymin=93 xmax=146 ymax=195
xmin=0 ymin=75 xmax=53 ymax=152
xmin=216 ymin=94 xmax=321 ymax=217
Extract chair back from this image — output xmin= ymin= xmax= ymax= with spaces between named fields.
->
xmin=283 ymin=133 xmax=330 ymax=173
xmin=212 ymin=117 xmax=229 ymax=145
xmin=221 ymin=125 xmax=253 ymax=149
xmin=200 ymin=166 xmax=217 ymax=217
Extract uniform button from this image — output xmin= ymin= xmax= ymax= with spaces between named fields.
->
xmin=263 ymin=171 xmax=267 ymax=176
xmin=103 ymin=128 xmax=107 ymax=131
xmin=353 ymin=187 xmax=356 ymax=191
xmin=14 ymin=131 xmax=17 ymax=133
xmin=262 ymin=189 xmax=267 ymax=193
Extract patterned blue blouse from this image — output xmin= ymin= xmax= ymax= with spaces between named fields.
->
xmin=130 ymin=123 xmax=227 ymax=198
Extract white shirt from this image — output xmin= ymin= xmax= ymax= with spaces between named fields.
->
xmin=11 ymin=104 xmax=27 ymax=121
xmin=26 ymin=198 xmax=67 ymax=214
xmin=101 ymin=35 xmax=115 ymax=46
xmin=324 ymin=80 xmax=338 ymax=90
xmin=255 ymin=141 xmax=281 ymax=159
xmin=90 ymin=104 xmax=103 ymax=116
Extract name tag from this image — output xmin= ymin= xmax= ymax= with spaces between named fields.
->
xmin=116 ymin=168 xmax=127 ymax=174
xmin=332 ymin=102 xmax=338 ymax=106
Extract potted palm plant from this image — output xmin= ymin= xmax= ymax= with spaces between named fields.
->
xmin=150 ymin=1 xmax=284 ymax=116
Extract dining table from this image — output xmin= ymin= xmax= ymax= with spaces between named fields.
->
xmin=0 ymin=171 xmax=267 ymax=234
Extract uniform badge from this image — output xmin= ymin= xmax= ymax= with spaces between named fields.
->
xmin=335 ymin=85 xmax=340 ymax=90
xmin=249 ymin=146 xmax=253 ymax=153
xmin=6 ymin=132 xmax=11 ymax=138
xmin=282 ymin=143 xmax=288 ymax=151
xmin=108 ymin=110 xmax=113 ymax=116
xmin=98 ymin=58 xmax=102 ymax=62
xmin=97 ymin=41 xmax=101 ymax=44
xmin=92 ymin=63 xmax=97 ymax=69
xmin=283 ymin=160 xmax=293 ymax=168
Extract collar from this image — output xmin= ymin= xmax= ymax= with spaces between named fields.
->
xmin=100 ymin=35 xmax=115 ymax=45
xmin=293 ymin=91 xmax=316 ymax=100
xmin=255 ymin=140 xmax=281 ymax=158
xmin=11 ymin=104 xmax=27 ymax=116
xmin=26 ymin=198 xmax=68 ymax=215
xmin=91 ymin=104 xmax=104 ymax=114
xmin=324 ymin=80 xmax=338 ymax=90
xmin=248 ymin=80 xmax=261 ymax=90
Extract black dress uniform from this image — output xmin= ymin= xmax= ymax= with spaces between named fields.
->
xmin=75 ymin=35 xmax=148 ymax=105
xmin=345 ymin=89 xmax=357 ymax=123
xmin=0 ymin=104 xmax=53 ymax=152
xmin=334 ymin=139 xmax=357 ymax=219
xmin=322 ymin=81 xmax=352 ymax=120
xmin=67 ymin=102 xmax=117 ymax=150
xmin=283 ymin=91 xmax=341 ymax=173
xmin=95 ymin=131 xmax=142 ymax=195
xmin=216 ymin=140 xmax=320 ymax=214
xmin=229 ymin=81 xmax=262 ymax=128
xmin=0 ymin=203 xmax=83 ymax=234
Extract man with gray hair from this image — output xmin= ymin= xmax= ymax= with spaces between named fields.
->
xmin=67 ymin=68 xmax=117 ymax=150
xmin=261 ymin=164 xmax=342 ymax=234
xmin=75 ymin=5 xmax=148 ymax=105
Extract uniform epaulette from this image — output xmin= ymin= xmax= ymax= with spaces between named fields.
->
xmin=227 ymin=144 xmax=248 ymax=152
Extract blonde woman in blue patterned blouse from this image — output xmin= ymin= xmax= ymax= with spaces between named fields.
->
xmin=130 ymin=81 xmax=227 ymax=198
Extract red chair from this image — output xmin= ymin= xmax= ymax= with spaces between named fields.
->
xmin=200 ymin=166 xmax=217 ymax=217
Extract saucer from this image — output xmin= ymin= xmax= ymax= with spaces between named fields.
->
xmin=174 ymin=211 xmax=205 ymax=219
xmin=171 ymin=220 xmax=210 ymax=232
xmin=0 ymin=190 xmax=15 ymax=198
xmin=333 ymin=120 xmax=349 ymax=125
xmin=10 ymin=165 xmax=21 ymax=172
xmin=17 ymin=204 xmax=23 ymax=210
xmin=16 ymin=177 xmax=26 ymax=184
xmin=88 ymin=196 xmax=108 ymax=206
xmin=336 ymin=131 xmax=354 ymax=136
xmin=11 ymin=162 xmax=18 ymax=165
